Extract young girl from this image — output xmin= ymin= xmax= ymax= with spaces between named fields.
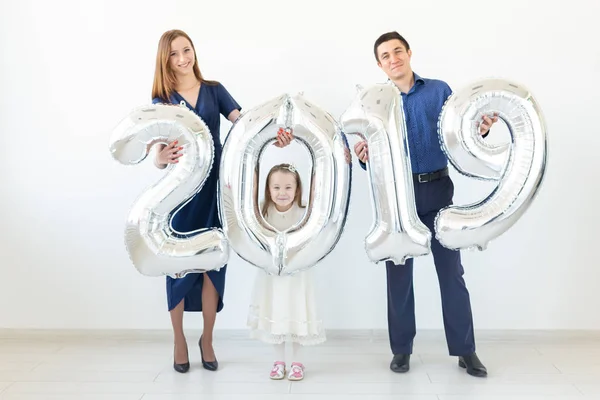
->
xmin=247 ymin=163 xmax=326 ymax=381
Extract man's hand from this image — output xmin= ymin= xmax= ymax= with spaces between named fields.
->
xmin=354 ymin=141 xmax=368 ymax=163
xmin=479 ymin=113 xmax=499 ymax=136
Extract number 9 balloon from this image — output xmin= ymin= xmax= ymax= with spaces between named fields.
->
xmin=435 ymin=78 xmax=548 ymax=250
xmin=108 ymin=103 xmax=229 ymax=278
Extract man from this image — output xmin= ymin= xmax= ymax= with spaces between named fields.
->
xmin=354 ymin=31 xmax=498 ymax=378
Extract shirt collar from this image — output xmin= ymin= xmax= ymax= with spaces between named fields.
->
xmin=408 ymin=72 xmax=425 ymax=95
xmin=413 ymin=72 xmax=425 ymax=85
xmin=387 ymin=72 xmax=425 ymax=94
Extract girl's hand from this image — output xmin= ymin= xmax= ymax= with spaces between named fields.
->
xmin=274 ymin=128 xmax=294 ymax=148
xmin=156 ymin=140 xmax=183 ymax=166
xmin=344 ymin=147 xmax=351 ymax=164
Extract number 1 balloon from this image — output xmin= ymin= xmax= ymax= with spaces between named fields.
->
xmin=340 ymin=82 xmax=432 ymax=265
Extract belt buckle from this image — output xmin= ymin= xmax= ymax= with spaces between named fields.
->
xmin=418 ymin=173 xmax=428 ymax=183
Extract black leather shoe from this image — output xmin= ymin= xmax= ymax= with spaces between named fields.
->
xmin=390 ymin=354 xmax=410 ymax=373
xmin=173 ymin=345 xmax=189 ymax=373
xmin=199 ymin=335 xmax=218 ymax=371
xmin=458 ymin=353 xmax=487 ymax=377
xmin=173 ymin=360 xmax=190 ymax=373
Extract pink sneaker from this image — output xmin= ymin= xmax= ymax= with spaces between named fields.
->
xmin=269 ymin=361 xmax=286 ymax=380
xmin=287 ymin=362 xmax=305 ymax=381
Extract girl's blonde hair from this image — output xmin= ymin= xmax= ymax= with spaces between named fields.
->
xmin=151 ymin=29 xmax=218 ymax=103
xmin=262 ymin=163 xmax=305 ymax=217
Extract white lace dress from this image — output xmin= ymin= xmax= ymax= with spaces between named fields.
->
xmin=247 ymin=203 xmax=326 ymax=346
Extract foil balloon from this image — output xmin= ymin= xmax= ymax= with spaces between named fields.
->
xmin=219 ymin=93 xmax=352 ymax=276
xmin=109 ymin=103 xmax=229 ymax=278
xmin=436 ymin=78 xmax=548 ymax=250
xmin=340 ymin=82 xmax=431 ymax=265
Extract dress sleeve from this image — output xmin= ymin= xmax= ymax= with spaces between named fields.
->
xmin=217 ymin=83 xmax=242 ymax=117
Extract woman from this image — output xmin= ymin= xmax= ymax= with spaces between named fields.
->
xmin=150 ymin=29 xmax=293 ymax=373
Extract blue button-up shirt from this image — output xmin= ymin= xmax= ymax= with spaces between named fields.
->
xmin=359 ymin=73 xmax=452 ymax=174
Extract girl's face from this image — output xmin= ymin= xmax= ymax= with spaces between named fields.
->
xmin=269 ymin=171 xmax=297 ymax=211
xmin=169 ymin=36 xmax=195 ymax=76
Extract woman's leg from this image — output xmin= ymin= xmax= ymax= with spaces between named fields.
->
xmin=200 ymin=273 xmax=219 ymax=361
xmin=170 ymin=299 xmax=188 ymax=364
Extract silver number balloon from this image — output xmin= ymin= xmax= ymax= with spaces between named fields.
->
xmin=436 ymin=78 xmax=548 ymax=250
xmin=340 ymin=82 xmax=431 ymax=264
xmin=219 ymin=93 xmax=352 ymax=276
xmin=109 ymin=103 xmax=229 ymax=278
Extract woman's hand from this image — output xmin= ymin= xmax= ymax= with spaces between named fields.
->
xmin=155 ymin=140 xmax=183 ymax=168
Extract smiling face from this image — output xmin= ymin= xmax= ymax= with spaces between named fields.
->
xmin=268 ymin=171 xmax=297 ymax=211
xmin=168 ymin=36 xmax=196 ymax=77
xmin=152 ymin=30 xmax=207 ymax=103
xmin=376 ymin=38 xmax=413 ymax=81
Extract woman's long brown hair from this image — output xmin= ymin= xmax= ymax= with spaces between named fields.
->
xmin=151 ymin=29 xmax=218 ymax=103
xmin=262 ymin=164 xmax=305 ymax=218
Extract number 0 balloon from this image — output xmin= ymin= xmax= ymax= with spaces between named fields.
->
xmin=219 ymin=93 xmax=352 ymax=276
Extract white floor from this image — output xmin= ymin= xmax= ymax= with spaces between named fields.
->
xmin=0 ymin=329 xmax=599 ymax=399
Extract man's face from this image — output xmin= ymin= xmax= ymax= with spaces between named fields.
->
xmin=376 ymin=39 xmax=412 ymax=81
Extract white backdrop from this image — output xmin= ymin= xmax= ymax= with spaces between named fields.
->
xmin=1 ymin=0 xmax=599 ymax=331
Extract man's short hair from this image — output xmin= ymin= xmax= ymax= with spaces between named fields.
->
xmin=374 ymin=31 xmax=410 ymax=62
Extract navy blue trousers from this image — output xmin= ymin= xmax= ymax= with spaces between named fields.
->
xmin=386 ymin=175 xmax=475 ymax=356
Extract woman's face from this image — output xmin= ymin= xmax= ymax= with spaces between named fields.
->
xmin=169 ymin=36 xmax=195 ymax=76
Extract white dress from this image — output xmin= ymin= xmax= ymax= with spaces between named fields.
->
xmin=247 ymin=203 xmax=326 ymax=346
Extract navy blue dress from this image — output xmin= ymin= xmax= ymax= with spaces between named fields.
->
xmin=152 ymin=82 xmax=241 ymax=312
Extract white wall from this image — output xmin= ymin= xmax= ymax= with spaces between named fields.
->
xmin=1 ymin=0 xmax=599 ymax=331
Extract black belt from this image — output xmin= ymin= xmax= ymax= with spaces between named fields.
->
xmin=413 ymin=167 xmax=449 ymax=183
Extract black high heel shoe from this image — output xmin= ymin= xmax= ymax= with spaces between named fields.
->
xmin=199 ymin=334 xmax=218 ymax=371
xmin=173 ymin=344 xmax=190 ymax=373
